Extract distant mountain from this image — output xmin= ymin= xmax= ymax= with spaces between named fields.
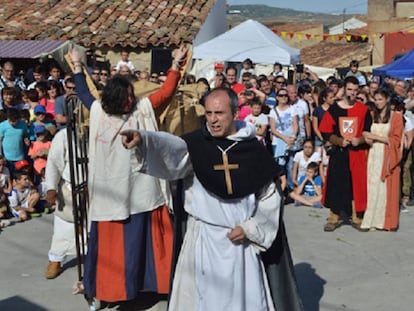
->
xmin=228 ymin=5 xmax=353 ymax=27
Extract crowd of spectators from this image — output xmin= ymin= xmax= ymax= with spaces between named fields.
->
xmin=0 ymin=55 xmax=412 ymax=233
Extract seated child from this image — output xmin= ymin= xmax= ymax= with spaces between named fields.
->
xmin=244 ymin=98 xmax=268 ymax=145
xmin=8 ymin=170 xmax=41 ymax=221
xmin=289 ymin=162 xmax=322 ymax=208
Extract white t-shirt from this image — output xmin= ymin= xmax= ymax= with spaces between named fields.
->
xmin=244 ymin=113 xmax=268 ymax=141
xmin=269 ymin=106 xmax=298 ymax=145
xmin=8 ymin=187 xmax=31 ymax=209
xmin=293 ymin=98 xmax=309 ymax=138
xmin=116 ymin=60 xmax=135 ymax=71
xmin=293 ymin=150 xmax=321 ymax=178
xmin=404 ymin=113 xmax=414 ymax=132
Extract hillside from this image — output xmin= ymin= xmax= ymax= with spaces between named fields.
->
xmin=227 ymin=5 xmax=353 ymax=29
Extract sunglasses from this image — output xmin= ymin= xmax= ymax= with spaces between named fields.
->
xmin=275 ymin=81 xmax=285 ymax=84
xmin=356 ymin=97 xmax=364 ymax=101
xmin=151 ymin=75 xmax=158 ymax=79
xmin=277 ymin=94 xmax=288 ymax=97
xmin=100 ymin=72 xmax=109 ymax=76
xmin=66 ymin=86 xmax=76 ymax=90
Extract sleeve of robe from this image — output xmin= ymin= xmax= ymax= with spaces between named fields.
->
xmin=238 ymin=182 xmax=281 ymax=252
xmin=45 ymin=130 xmax=66 ymax=190
xmin=381 ymin=112 xmax=404 ymax=181
xmin=148 ymin=69 xmax=180 ymax=109
xmin=135 ymin=130 xmax=193 ymax=180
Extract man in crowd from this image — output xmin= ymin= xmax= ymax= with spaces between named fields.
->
xmin=0 ymin=61 xmax=26 ymax=107
xmin=225 ymin=66 xmax=244 ymax=94
xmin=319 ymin=76 xmax=372 ymax=232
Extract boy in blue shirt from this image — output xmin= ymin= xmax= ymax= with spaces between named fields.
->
xmin=289 ymin=161 xmax=322 ymax=207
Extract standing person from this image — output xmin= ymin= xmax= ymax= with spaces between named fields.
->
xmin=120 ymin=87 xmax=302 ymax=311
xmin=0 ymin=108 xmax=30 ymax=174
xmin=244 ymin=98 xmax=269 ymax=145
xmin=361 ymin=89 xmax=404 ymax=231
xmin=345 ymin=60 xmax=363 ymax=79
xmin=287 ymin=84 xmax=311 ymax=142
xmin=319 ymin=76 xmax=372 ymax=232
xmin=28 ymin=125 xmax=51 ymax=184
xmin=54 ymin=77 xmax=77 ymax=130
xmin=312 ymin=88 xmax=335 ymax=147
xmin=115 ymin=50 xmax=135 ymax=72
xmin=0 ymin=61 xmax=26 ymax=107
xmin=225 ymin=66 xmax=244 ymax=94
xmin=69 ymin=46 xmax=188 ymax=305
xmin=269 ymin=88 xmax=299 ymax=190
xmin=27 ymin=64 xmax=47 ymax=90
xmin=43 ymin=128 xmax=82 ymax=279
xmin=98 ymin=68 xmax=109 ymax=89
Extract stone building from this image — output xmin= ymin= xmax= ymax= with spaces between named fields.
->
xmin=369 ymin=0 xmax=414 ymax=64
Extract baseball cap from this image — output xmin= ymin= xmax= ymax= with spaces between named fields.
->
xmin=34 ymin=105 xmax=46 ymax=114
xmin=34 ymin=125 xmax=47 ymax=135
xmin=15 ymin=160 xmax=30 ymax=171
xmin=214 ymin=62 xmax=224 ymax=70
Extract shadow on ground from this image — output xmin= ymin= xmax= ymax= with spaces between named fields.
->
xmin=0 ymin=296 xmax=48 ymax=311
xmin=295 ymin=262 xmax=326 ymax=311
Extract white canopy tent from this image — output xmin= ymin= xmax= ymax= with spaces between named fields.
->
xmin=192 ymin=19 xmax=300 ymax=66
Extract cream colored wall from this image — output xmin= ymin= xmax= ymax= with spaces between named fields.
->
xmin=396 ymin=3 xmax=414 ymax=17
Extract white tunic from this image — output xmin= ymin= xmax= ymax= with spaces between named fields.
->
xmin=88 ymin=98 xmax=166 ymax=221
xmin=137 ymin=125 xmax=280 ymax=311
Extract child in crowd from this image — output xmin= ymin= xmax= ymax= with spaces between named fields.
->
xmin=9 ymin=170 xmax=41 ymax=221
xmin=291 ymin=138 xmax=323 ymax=187
xmin=28 ymin=105 xmax=54 ymax=141
xmin=244 ymin=99 xmax=269 ymax=145
xmin=239 ymin=58 xmax=255 ymax=79
xmin=289 ymin=162 xmax=322 ymax=208
xmin=28 ymin=125 xmax=51 ymax=184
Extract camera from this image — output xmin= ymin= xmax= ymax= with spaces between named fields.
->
xmin=295 ymin=64 xmax=304 ymax=73
xmin=244 ymin=81 xmax=253 ymax=89
xmin=243 ymin=90 xmax=253 ymax=96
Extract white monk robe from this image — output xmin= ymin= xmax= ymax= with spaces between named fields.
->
xmin=136 ymin=123 xmax=281 ymax=311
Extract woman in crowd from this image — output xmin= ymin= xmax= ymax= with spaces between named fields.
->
xmin=312 ymin=88 xmax=335 ymax=147
xmin=45 ymin=80 xmax=62 ymax=121
xmin=269 ymin=88 xmax=298 ymax=188
xmin=361 ymin=88 xmax=404 ymax=231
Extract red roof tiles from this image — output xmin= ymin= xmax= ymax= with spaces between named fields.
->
xmin=0 ymin=0 xmax=215 ymax=48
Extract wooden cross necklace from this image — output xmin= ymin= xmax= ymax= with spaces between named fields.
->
xmin=213 ymin=141 xmax=239 ymax=195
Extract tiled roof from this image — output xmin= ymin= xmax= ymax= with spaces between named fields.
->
xmin=0 ymin=0 xmax=215 ymax=48
xmin=301 ymin=41 xmax=372 ymax=68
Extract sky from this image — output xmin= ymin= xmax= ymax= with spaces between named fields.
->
xmin=226 ymin=0 xmax=368 ymax=14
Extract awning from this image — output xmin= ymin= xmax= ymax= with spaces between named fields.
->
xmin=0 ymin=40 xmax=88 ymax=73
xmin=0 ymin=40 xmax=70 ymax=59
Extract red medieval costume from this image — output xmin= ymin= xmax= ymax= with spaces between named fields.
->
xmin=319 ymin=102 xmax=372 ymax=217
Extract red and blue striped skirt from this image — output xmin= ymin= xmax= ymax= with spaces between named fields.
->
xmin=83 ymin=205 xmax=173 ymax=302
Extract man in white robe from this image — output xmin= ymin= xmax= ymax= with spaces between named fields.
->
xmin=121 ymin=88 xmax=285 ymax=311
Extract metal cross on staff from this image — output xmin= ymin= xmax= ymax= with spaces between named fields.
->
xmin=213 ymin=152 xmax=239 ymax=195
